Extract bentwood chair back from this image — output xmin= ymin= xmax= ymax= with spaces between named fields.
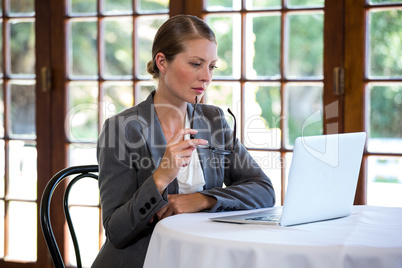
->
xmin=40 ymin=165 xmax=99 ymax=268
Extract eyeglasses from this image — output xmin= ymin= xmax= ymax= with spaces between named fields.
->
xmin=190 ymin=97 xmax=236 ymax=155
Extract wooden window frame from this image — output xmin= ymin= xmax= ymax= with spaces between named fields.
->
xmin=345 ymin=0 xmax=402 ymax=204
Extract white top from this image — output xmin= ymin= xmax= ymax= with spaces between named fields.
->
xmin=144 ymin=206 xmax=402 ymax=268
xmin=176 ymin=114 xmax=205 ymax=194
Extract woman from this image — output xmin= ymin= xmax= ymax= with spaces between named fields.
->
xmin=92 ymin=15 xmax=275 ymax=268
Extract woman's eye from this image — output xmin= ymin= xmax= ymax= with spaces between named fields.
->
xmin=191 ymin=62 xmax=201 ymax=67
xmin=210 ymin=65 xmax=217 ymax=70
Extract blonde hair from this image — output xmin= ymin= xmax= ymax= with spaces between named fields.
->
xmin=146 ymin=15 xmax=217 ymax=79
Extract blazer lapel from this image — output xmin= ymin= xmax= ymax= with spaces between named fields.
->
xmin=137 ymin=91 xmax=166 ymax=169
xmin=137 ymin=91 xmax=179 ymax=193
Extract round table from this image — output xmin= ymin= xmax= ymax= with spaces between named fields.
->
xmin=144 ymin=205 xmax=402 ymax=268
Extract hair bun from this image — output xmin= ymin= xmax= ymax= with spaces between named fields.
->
xmin=146 ymin=59 xmax=158 ymax=79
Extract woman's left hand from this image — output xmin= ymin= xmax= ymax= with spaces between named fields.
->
xmin=154 ymin=193 xmax=216 ymax=221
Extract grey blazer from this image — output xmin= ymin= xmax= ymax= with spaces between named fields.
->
xmin=91 ymin=91 xmax=275 ymax=268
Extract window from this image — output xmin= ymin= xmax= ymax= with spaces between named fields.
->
xmin=364 ymin=1 xmax=402 ymax=207
xmin=0 ymin=0 xmax=37 ymax=262
xmin=203 ymin=0 xmax=325 ymax=203
xmin=65 ymin=1 xmax=169 ymax=266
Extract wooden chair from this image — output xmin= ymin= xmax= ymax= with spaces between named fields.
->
xmin=40 ymin=165 xmax=99 ymax=268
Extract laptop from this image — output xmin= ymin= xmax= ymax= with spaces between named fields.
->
xmin=210 ymin=132 xmax=366 ymax=227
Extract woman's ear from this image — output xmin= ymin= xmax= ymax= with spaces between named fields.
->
xmin=155 ymin=52 xmax=167 ymax=74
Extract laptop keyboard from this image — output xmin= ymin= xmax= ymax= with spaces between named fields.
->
xmin=245 ymin=214 xmax=281 ymax=222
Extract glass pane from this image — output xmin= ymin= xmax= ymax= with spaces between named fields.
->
xmin=104 ymin=0 xmax=132 ymax=14
xmin=136 ymin=81 xmax=155 ymax=103
xmin=285 ymin=83 xmax=323 ymax=148
xmin=370 ymin=0 xmax=402 ymax=4
xmin=68 ymin=207 xmax=100 ymax=267
xmin=103 ymin=81 xmax=133 ymax=119
xmin=137 ymin=15 xmax=168 ymax=77
xmin=246 ymin=13 xmax=281 ymax=79
xmin=367 ymin=156 xmax=402 ymax=207
xmin=69 ymin=19 xmax=98 ymax=77
xmin=0 ymin=21 xmax=3 ymax=75
xmin=8 ymin=201 xmax=37 ymax=261
xmin=368 ymin=84 xmax=402 ymax=153
xmin=10 ymin=81 xmax=36 ymax=138
xmin=206 ymin=82 xmax=241 ymax=130
xmin=8 ymin=140 xmax=37 ymax=200
xmin=10 ymin=19 xmax=35 ymax=75
xmin=68 ymin=177 xmax=99 ymax=206
xmin=207 ymin=14 xmax=241 ymax=78
xmin=246 ymin=0 xmax=281 ymax=9
xmin=0 ymin=80 xmax=3 ymax=137
xmin=249 ymin=151 xmax=282 ymax=205
xmin=244 ymin=83 xmax=281 ymax=149
xmin=104 ymin=17 xmax=133 ymax=77
xmin=287 ymin=12 xmax=323 ymax=78
xmin=137 ymin=0 xmax=169 ymax=13
xmin=368 ymin=9 xmax=402 ymax=78
xmin=9 ymin=0 xmax=35 ymax=15
xmin=0 ymin=140 xmax=4 ymax=197
xmin=69 ymin=144 xmax=97 ymax=166
xmin=69 ymin=0 xmax=97 ymax=14
xmin=206 ymin=0 xmax=241 ymax=11
xmin=288 ymin=0 xmax=324 ymax=7
xmin=68 ymin=82 xmax=98 ymax=142
xmin=0 ymin=200 xmax=3 ymax=258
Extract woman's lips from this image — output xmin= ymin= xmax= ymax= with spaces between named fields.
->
xmin=193 ymin=88 xmax=204 ymax=94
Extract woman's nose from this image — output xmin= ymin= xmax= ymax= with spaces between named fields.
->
xmin=200 ymin=66 xmax=213 ymax=82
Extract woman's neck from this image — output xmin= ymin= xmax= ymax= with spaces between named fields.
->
xmin=153 ymin=91 xmax=187 ymax=142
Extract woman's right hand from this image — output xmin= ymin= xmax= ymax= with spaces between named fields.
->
xmin=153 ymin=128 xmax=208 ymax=194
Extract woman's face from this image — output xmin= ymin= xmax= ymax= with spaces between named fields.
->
xmin=159 ymin=38 xmax=218 ymax=105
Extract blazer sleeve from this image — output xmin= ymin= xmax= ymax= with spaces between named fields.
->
xmin=97 ymin=114 xmax=168 ymax=249
xmin=199 ymin=107 xmax=276 ymax=212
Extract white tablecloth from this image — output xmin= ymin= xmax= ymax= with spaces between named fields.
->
xmin=144 ymin=206 xmax=402 ymax=268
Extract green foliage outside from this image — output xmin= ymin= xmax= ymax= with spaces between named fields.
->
xmin=255 ymin=86 xmax=280 ymax=130
xmin=370 ymin=85 xmax=402 ymax=138
xmin=4 ymin=0 xmax=401 ymax=144
xmin=67 ymin=0 xmax=167 ymax=141
xmin=369 ymin=9 xmax=402 ymax=138
xmin=70 ymin=0 xmax=168 ymax=13
xmin=208 ymin=0 xmax=400 ymax=144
